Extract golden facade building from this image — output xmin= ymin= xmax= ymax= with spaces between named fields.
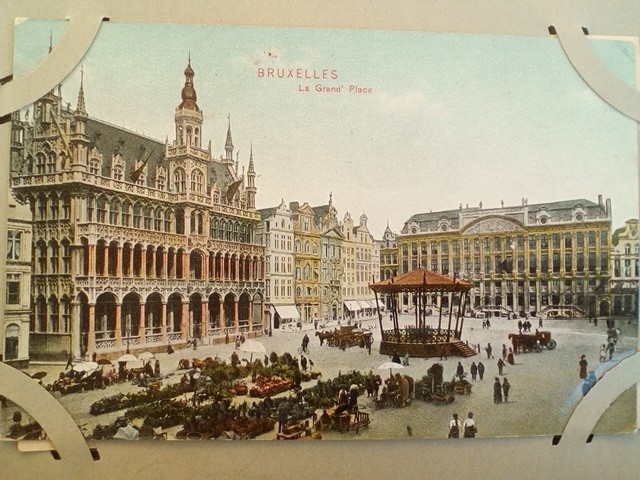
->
xmin=290 ymin=202 xmax=321 ymax=324
xmin=397 ymin=197 xmax=612 ymax=318
xmin=10 ymin=62 xmax=265 ymax=360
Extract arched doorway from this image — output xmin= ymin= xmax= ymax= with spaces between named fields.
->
xmin=189 ymin=293 xmax=203 ymax=339
xmin=238 ymin=292 xmax=251 ymax=328
xmin=77 ymin=292 xmax=89 ymax=356
xmin=4 ymin=324 xmax=19 ymax=361
xmin=95 ymin=292 xmax=117 ymax=341
xmin=252 ymin=293 xmax=263 ymax=329
xmin=146 ymin=293 xmax=163 ymax=338
xmin=223 ymin=293 xmax=235 ymax=328
xmin=167 ymin=293 xmax=183 ymax=334
xmin=121 ymin=292 xmax=141 ymax=352
xmin=208 ymin=292 xmax=221 ymax=332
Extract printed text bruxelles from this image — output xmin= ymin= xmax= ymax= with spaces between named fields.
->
xmin=257 ymin=68 xmax=338 ymax=80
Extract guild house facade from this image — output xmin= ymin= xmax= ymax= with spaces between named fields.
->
xmin=9 ymin=61 xmax=266 ymax=360
xmin=396 ymin=197 xmax=613 ymax=318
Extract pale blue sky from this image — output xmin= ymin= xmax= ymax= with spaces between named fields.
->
xmin=14 ymin=20 xmax=638 ymax=237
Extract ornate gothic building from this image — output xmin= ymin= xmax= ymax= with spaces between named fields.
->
xmin=10 ymin=61 xmax=265 ymax=360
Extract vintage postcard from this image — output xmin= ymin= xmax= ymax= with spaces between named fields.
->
xmin=1 ymin=19 xmax=637 ymax=442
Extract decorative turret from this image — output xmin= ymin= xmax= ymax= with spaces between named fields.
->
xmin=174 ymin=55 xmax=203 ymax=148
xmin=70 ymin=67 xmax=90 ymax=171
xmin=246 ymin=143 xmax=257 ymax=209
xmin=224 ymin=114 xmax=234 ymax=163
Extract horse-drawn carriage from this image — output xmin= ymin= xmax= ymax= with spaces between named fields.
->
xmin=317 ymin=325 xmax=373 ymax=351
xmin=508 ymin=330 xmax=557 ymax=353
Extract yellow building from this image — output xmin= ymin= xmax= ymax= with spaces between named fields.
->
xmin=397 ymin=197 xmax=612 ymax=318
xmin=290 ymin=202 xmax=321 ymax=324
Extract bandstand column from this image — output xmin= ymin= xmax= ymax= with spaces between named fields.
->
xmin=87 ymin=304 xmax=96 ymax=354
xmin=115 ymin=304 xmax=122 ymax=348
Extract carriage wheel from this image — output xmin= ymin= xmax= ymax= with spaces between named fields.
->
xmin=546 ymin=339 xmax=557 ymax=350
xmin=534 ymin=344 xmax=543 ymax=353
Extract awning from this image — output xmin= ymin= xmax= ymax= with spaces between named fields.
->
xmin=344 ymin=301 xmax=361 ymax=312
xmin=358 ymin=301 xmax=371 ymax=310
xmin=274 ymin=305 xmax=300 ymax=320
xmin=367 ymin=300 xmax=378 ymax=309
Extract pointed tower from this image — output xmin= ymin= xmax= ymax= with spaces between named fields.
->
xmin=70 ymin=67 xmax=90 ymax=171
xmin=224 ymin=114 xmax=234 ymax=164
xmin=174 ymin=56 xmax=203 ymax=148
xmin=246 ymin=144 xmax=257 ymax=209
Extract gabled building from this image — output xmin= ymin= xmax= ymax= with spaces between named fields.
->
xmin=256 ymin=200 xmax=298 ymax=330
xmin=610 ymin=219 xmax=639 ymax=318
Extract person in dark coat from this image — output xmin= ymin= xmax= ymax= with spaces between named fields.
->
xmin=502 ymin=378 xmax=511 ymax=402
xmin=517 ymin=320 xmax=523 ymax=334
xmin=154 ymin=359 xmax=161 ymax=377
xmin=300 ymin=355 xmax=308 ymax=372
xmin=493 ymin=377 xmax=503 ymax=404
xmin=502 ymin=344 xmax=507 ymax=359
xmin=448 ymin=413 xmax=461 ymax=438
xmin=470 ymin=362 xmax=478 ymax=381
xmin=477 ymin=362 xmax=485 ymax=380
xmin=579 ymin=355 xmax=588 ymax=379
xmin=391 ymin=351 xmax=401 ymax=364
xmin=456 ymin=362 xmax=464 ymax=380
xmin=485 ymin=343 xmax=493 ymax=359
xmin=507 ymin=348 xmax=515 ymax=365
xmin=497 ymin=358 xmax=505 ymax=375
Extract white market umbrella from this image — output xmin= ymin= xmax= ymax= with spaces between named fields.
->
xmin=138 ymin=351 xmax=155 ymax=361
xmin=72 ymin=361 xmax=99 ymax=373
xmin=117 ymin=354 xmax=138 ymax=363
xmin=239 ymin=339 xmax=266 ymax=362
xmin=378 ymin=361 xmax=405 ymax=378
xmin=113 ymin=425 xmax=140 ymax=440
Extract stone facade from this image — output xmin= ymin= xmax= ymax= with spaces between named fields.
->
xmin=610 ymin=219 xmax=639 ymax=317
xmin=9 ymin=62 xmax=265 ymax=360
xmin=397 ymin=197 xmax=612 ymax=318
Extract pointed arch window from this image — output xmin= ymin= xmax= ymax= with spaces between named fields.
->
xmin=173 ymin=168 xmax=186 ymax=192
xmin=191 ymin=169 xmax=204 ymax=194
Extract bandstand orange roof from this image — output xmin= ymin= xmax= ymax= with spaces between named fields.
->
xmin=369 ymin=268 xmax=472 ymax=293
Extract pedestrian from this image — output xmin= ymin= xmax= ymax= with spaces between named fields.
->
xmin=502 ymin=377 xmax=511 ymax=402
xmin=65 ymin=353 xmax=73 ymax=370
xmin=579 ymin=355 xmax=588 ymax=379
xmin=486 ymin=319 xmax=491 ymax=329
xmin=607 ymin=340 xmax=615 ymax=361
xmin=493 ymin=377 xmax=503 ymax=404
xmin=448 ymin=413 xmax=461 ymax=438
xmin=439 ymin=344 xmax=448 ymax=361
xmin=300 ymin=354 xmax=307 ymax=372
xmin=470 ymin=362 xmax=478 ymax=381
xmin=476 ymin=343 xmax=481 ymax=355
xmin=456 ymin=361 xmax=464 ymax=380
xmin=538 ymin=318 xmax=543 ymax=329
xmin=517 ymin=320 xmax=523 ymax=334
xmin=463 ymin=412 xmax=477 ymax=438
xmin=478 ymin=362 xmax=485 ymax=380
xmin=497 ymin=357 xmax=505 ymax=375
xmin=92 ymin=352 xmax=97 ymax=362
xmin=485 ymin=343 xmax=493 ymax=359
xmin=391 ymin=350 xmax=401 ymax=364
xmin=599 ymin=345 xmax=607 ymax=363
xmin=154 ymin=359 xmax=160 ymax=377
xmin=507 ymin=348 xmax=515 ymax=365
xmin=482 ymin=319 xmax=487 ymax=330
xmin=264 ymin=355 xmax=269 ymax=367
xmin=502 ymin=344 xmax=507 ymax=359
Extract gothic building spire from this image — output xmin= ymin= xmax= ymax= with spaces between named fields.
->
xmin=225 ymin=114 xmax=234 ymax=161
xmin=76 ymin=65 xmax=87 ymax=115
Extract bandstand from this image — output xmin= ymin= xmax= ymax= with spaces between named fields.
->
xmin=370 ymin=269 xmax=476 ymax=358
